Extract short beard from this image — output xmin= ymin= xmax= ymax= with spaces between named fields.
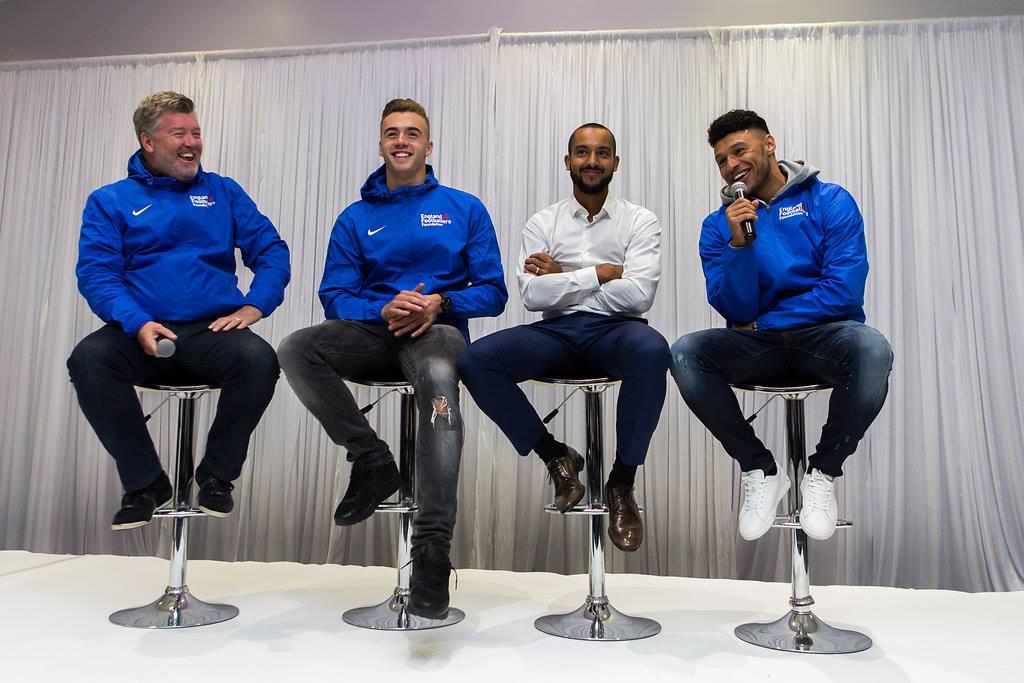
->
xmin=570 ymin=168 xmax=613 ymax=196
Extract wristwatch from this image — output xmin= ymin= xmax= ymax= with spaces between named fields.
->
xmin=439 ymin=293 xmax=454 ymax=314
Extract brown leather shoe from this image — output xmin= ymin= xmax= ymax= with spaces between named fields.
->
xmin=606 ymin=483 xmax=643 ymax=551
xmin=546 ymin=448 xmax=585 ymax=513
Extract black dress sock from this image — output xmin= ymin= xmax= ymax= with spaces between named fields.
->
xmin=607 ymin=457 xmax=637 ymax=487
xmin=533 ymin=432 xmax=569 ymax=464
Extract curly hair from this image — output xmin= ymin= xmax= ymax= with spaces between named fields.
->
xmin=707 ymin=109 xmax=769 ymax=146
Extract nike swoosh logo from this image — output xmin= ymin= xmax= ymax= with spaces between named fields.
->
xmin=367 ymin=226 xmax=386 ymax=236
xmin=132 ymin=205 xmax=152 ymax=216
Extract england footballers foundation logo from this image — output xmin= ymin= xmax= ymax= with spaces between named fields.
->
xmin=190 ymin=195 xmax=216 ymax=208
xmin=420 ymin=213 xmax=452 ymax=228
xmin=778 ymin=202 xmax=808 ymax=220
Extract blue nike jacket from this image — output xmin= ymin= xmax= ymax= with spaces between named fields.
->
xmin=76 ymin=150 xmax=291 ymax=336
xmin=319 ymin=165 xmax=508 ymax=341
xmin=699 ymin=160 xmax=867 ymax=330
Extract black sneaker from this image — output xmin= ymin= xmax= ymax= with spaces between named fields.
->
xmin=197 ymin=476 xmax=234 ymax=517
xmin=333 ymin=459 xmax=401 ymax=526
xmin=408 ymin=544 xmax=453 ymax=619
xmin=111 ymin=472 xmax=173 ymax=531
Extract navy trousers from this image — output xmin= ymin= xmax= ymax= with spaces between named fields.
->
xmin=458 ymin=312 xmax=670 ymax=465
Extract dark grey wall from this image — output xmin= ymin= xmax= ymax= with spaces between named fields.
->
xmin=2 ymin=0 xmax=1023 ymax=62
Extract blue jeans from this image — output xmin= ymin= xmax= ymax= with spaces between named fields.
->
xmin=67 ymin=322 xmax=280 ymax=491
xmin=278 ymin=321 xmax=466 ymax=552
xmin=458 ymin=312 xmax=670 ymax=465
xmin=670 ymin=320 xmax=893 ymax=477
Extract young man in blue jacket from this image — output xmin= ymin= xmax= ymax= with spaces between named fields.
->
xmin=671 ymin=110 xmax=893 ymax=542
xmin=67 ymin=91 xmax=291 ymax=530
xmin=278 ymin=99 xmax=507 ymax=619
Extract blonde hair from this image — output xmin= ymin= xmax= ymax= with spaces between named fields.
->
xmin=133 ymin=91 xmax=195 ymax=141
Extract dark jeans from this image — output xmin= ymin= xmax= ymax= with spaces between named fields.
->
xmin=669 ymin=320 xmax=893 ymax=477
xmin=278 ymin=320 xmax=466 ymax=552
xmin=67 ymin=322 xmax=280 ymax=491
xmin=457 ymin=312 xmax=671 ymax=466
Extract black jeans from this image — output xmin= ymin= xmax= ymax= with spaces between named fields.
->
xmin=67 ymin=322 xmax=280 ymax=491
xmin=278 ymin=321 xmax=466 ymax=552
xmin=670 ymin=320 xmax=893 ymax=477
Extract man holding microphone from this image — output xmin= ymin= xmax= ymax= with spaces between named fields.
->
xmin=68 ymin=91 xmax=290 ymax=531
xmin=670 ymin=110 xmax=892 ymax=542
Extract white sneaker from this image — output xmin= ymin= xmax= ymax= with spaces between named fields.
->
xmin=800 ymin=469 xmax=839 ymax=540
xmin=738 ymin=466 xmax=790 ymax=540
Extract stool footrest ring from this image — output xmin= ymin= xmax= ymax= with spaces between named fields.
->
xmin=152 ymin=507 xmax=205 ymax=519
xmin=544 ymin=503 xmax=608 ymax=515
xmin=374 ymin=503 xmax=418 ymax=514
xmin=542 ymin=503 xmax=646 ymax=515
xmin=771 ymin=516 xmax=853 ymax=530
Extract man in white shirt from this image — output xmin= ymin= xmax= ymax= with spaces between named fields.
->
xmin=458 ymin=123 xmax=669 ymax=552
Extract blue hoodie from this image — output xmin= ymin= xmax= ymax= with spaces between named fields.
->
xmin=319 ymin=165 xmax=508 ymax=341
xmin=76 ymin=150 xmax=291 ymax=336
xmin=699 ymin=160 xmax=867 ymax=330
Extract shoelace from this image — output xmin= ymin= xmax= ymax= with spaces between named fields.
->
xmin=205 ymin=479 xmax=234 ymax=496
xmin=546 ymin=458 xmax=571 ymax=486
xmin=607 ymin=485 xmax=638 ymax=511
xmin=121 ymin=490 xmax=153 ymax=506
xmin=803 ymin=473 xmax=833 ymax=512
xmin=741 ymin=475 xmax=770 ymax=512
xmin=400 ymin=559 xmax=459 ymax=590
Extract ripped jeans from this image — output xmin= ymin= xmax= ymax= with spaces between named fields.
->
xmin=278 ymin=321 xmax=466 ymax=552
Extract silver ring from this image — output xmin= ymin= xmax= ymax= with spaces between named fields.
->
xmin=233 ymin=317 xmax=241 ymax=322
xmin=531 ymin=265 xmax=538 ymax=273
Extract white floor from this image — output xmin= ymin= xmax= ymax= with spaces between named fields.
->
xmin=1 ymin=550 xmax=1017 ymax=682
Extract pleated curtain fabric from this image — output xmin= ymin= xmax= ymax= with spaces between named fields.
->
xmin=0 ymin=18 xmax=1021 ymax=592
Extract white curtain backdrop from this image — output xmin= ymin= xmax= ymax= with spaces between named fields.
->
xmin=1 ymin=17 xmax=1021 ymax=592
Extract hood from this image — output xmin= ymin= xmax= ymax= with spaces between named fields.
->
xmin=127 ymin=149 xmax=204 ymax=189
xmin=360 ymin=164 xmax=439 ymax=202
xmin=720 ymin=159 xmax=820 ymax=205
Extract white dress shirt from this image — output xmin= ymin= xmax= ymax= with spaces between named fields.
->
xmin=518 ymin=194 xmax=661 ymax=318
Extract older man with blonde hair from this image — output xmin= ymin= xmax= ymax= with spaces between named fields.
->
xmin=68 ymin=91 xmax=290 ymax=530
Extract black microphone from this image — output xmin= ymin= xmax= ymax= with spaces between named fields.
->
xmin=729 ymin=181 xmax=757 ymax=245
xmin=155 ymin=337 xmax=176 ymax=358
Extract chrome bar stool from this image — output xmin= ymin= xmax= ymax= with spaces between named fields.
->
xmin=731 ymin=383 xmax=872 ymax=654
xmin=532 ymin=376 xmax=660 ymax=641
xmin=342 ymin=379 xmax=465 ymax=631
xmin=109 ymin=383 xmax=239 ymax=629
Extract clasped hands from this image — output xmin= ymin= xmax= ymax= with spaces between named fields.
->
xmin=382 ymin=284 xmax=442 ymax=338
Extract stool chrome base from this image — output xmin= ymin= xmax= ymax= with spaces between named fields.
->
xmin=343 ymin=588 xmax=465 ymax=631
xmin=109 ymin=585 xmax=239 ymax=629
xmin=735 ymin=610 xmax=872 ymax=654
xmin=535 ymin=596 xmax=661 ymax=641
